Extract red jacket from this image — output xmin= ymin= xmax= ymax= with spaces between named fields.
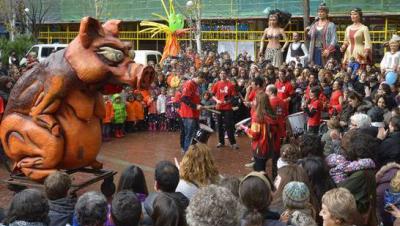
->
xmin=212 ymin=80 xmax=236 ymax=110
xmin=179 ymin=80 xmax=200 ymax=119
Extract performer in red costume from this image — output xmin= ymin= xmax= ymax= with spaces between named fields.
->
xmin=179 ymin=73 xmax=205 ymax=152
xmin=275 ymin=68 xmax=294 ymax=113
xmin=212 ymin=70 xmax=238 ymax=149
xmin=266 ymin=84 xmax=287 ymax=152
xmin=303 ymin=86 xmax=323 ymax=134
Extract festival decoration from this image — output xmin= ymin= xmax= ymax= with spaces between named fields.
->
xmin=140 ymin=0 xmax=190 ymax=63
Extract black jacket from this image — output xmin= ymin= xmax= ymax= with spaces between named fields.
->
xmin=377 ymin=131 xmax=400 ymax=168
xmin=48 ymin=197 xmax=76 ymax=226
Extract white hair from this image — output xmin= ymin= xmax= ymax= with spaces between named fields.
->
xmin=186 ymin=185 xmax=241 ymax=226
xmin=350 ymin=113 xmax=371 ymax=129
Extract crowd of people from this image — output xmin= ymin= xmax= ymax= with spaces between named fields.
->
xmin=0 ymin=2 xmax=400 ymax=226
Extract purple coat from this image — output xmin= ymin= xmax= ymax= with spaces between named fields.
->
xmin=376 ymin=162 xmax=400 ymax=226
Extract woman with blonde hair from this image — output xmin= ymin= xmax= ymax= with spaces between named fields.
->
xmin=320 ymin=188 xmax=358 ymax=226
xmin=175 ymin=143 xmax=219 ymax=200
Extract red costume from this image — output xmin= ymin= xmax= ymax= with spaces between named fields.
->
xmin=269 ymin=96 xmax=287 ymax=151
xmin=179 ymin=80 xmax=200 ymax=119
xmin=275 ymin=80 xmax=294 ymax=113
xmin=305 ymin=85 xmax=329 ymax=111
xmin=307 ymin=98 xmax=323 ymax=127
xmin=212 ymin=80 xmax=236 ymax=110
xmin=329 ymin=90 xmax=343 ymax=115
xmin=245 ymin=112 xmax=278 ymax=158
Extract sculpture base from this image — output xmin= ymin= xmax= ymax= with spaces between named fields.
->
xmin=3 ymin=167 xmax=117 ymax=195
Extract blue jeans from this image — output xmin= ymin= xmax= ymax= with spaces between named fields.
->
xmin=181 ymin=118 xmax=199 ymax=152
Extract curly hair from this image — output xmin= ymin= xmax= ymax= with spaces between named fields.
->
xmin=179 ymin=143 xmax=219 ymax=186
xmin=75 ymin=191 xmax=108 ymax=226
xmin=341 ymin=129 xmax=377 ymax=161
xmin=280 ymin=143 xmax=301 ymax=164
xmin=298 ymin=133 xmax=323 ymax=158
xmin=267 ymin=9 xmax=292 ymax=28
xmin=186 ymin=185 xmax=240 ymax=226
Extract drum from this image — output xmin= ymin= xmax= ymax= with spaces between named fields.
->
xmin=287 ymin=112 xmax=306 ymax=136
xmin=192 ymin=124 xmax=214 ymax=144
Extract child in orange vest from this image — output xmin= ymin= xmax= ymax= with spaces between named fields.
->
xmin=125 ymin=94 xmax=136 ymax=133
xmin=133 ymin=93 xmax=145 ymax=131
xmin=146 ymin=90 xmax=158 ymax=131
xmin=102 ymin=95 xmax=114 ymax=141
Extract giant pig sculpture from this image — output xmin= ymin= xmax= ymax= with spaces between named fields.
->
xmin=0 ymin=17 xmax=155 ymax=181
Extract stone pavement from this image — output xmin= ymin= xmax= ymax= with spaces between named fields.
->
xmin=0 ymin=131 xmax=253 ymax=209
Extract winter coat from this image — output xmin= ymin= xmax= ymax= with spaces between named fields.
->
xmin=326 ymin=154 xmax=375 ymax=184
xmin=112 ymin=94 xmax=126 ymax=124
xmin=338 ymin=168 xmax=378 ymax=226
xmin=376 ymin=162 xmax=400 ymax=226
xmin=48 ymin=197 xmax=76 ymax=226
xmin=321 ymin=129 xmax=341 ymax=156
xmin=377 ymin=132 xmax=400 ymax=168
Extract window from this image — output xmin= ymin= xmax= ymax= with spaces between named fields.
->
xmin=41 ymin=47 xmax=55 ymax=57
xmin=56 ymin=47 xmax=66 ymax=51
xmin=29 ymin=47 xmax=39 ymax=57
xmin=147 ymin=54 xmax=157 ymax=65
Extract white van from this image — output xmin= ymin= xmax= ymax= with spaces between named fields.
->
xmin=134 ymin=50 xmax=162 ymax=66
xmin=20 ymin=44 xmax=68 ymax=65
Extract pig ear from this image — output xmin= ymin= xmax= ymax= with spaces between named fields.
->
xmin=79 ymin=17 xmax=104 ymax=48
xmin=103 ymin=19 xmax=121 ymax=37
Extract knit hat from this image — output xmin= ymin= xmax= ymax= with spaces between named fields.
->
xmin=390 ymin=171 xmax=400 ymax=193
xmin=282 ymin=181 xmax=310 ymax=209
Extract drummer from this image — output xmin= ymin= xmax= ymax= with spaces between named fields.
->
xmin=179 ymin=72 xmax=206 ymax=153
xmin=211 ymin=70 xmax=239 ymax=149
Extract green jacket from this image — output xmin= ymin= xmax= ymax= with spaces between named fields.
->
xmin=338 ymin=169 xmax=377 ymax=226
xmin=112 ymin=94 xmax=126 ymax=124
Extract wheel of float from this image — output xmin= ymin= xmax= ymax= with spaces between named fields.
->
xmin=7 ymin=184 xmax=27 ymax=193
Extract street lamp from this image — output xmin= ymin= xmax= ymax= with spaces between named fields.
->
xmin=186 ymin=1 xmax=194 ymax=49
xmin=24 ymin=8 xmax=31 ymax=35
xmin=186 ymin=0 xmax=194 ymax=8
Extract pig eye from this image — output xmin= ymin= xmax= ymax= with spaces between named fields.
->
xmin=96 ymin=46 xmax=124 ymax=64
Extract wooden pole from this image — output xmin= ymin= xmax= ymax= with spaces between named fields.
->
xmin=303 ymin=0 xmax=310 ymax=44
